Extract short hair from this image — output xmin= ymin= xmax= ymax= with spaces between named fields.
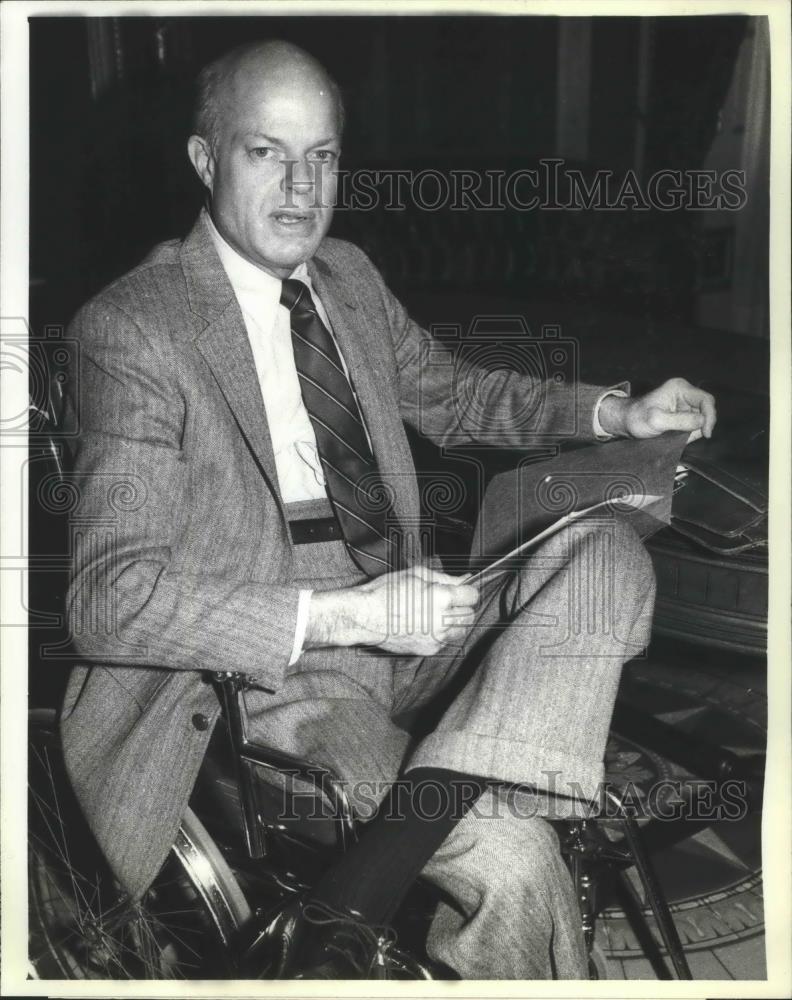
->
xmin=192 ymin=41 xmax=345 ymax=151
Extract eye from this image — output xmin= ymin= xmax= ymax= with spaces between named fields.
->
xmin=250 ymin=147 xmax=275 ymax=160
xmin=307 ymin=150 xmax=338 ymax=164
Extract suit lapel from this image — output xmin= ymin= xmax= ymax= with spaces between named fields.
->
xmin=309 ymin=261 xmax=394 ymax=450
xmin=194 ymin=305 xmax=282 ymax=495
xmin=181 ymin=213 xmax=281 ymax=497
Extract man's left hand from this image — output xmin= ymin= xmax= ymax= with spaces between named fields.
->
xmin=599 ymin=377 xmax=717 ymax=443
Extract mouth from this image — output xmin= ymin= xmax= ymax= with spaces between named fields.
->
xmin=271 ymin=211 xmax=314 ymax=228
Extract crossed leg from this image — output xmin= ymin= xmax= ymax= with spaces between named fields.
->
xmin=398 ymin=514 xmax=656 ymax=977
xmin=246 ymin=515 xmax=655 ymax=978
xmin=421 ymin=796 xmax=585 ymax=979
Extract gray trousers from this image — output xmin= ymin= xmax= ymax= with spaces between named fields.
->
xmin=246 ymin=501 xmax=656 ymax=979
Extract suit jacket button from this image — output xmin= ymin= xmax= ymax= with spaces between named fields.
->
xmin=191 ymin=713 xmax=210 ymax=731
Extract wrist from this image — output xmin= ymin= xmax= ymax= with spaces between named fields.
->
xmin=303 ymin=588 xmax=346 ymax=648
xmin=304 ymin=586 xmax=378 ymax=649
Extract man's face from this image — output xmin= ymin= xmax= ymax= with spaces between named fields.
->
xmin=199 ymin=64 xmax=340 ymax=277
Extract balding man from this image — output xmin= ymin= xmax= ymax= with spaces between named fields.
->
xmin=61 ymin=40 xmax=716 ymax=979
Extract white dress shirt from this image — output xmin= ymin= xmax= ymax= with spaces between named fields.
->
xmin=208 ymin=217 xmax=345 ymax=664
xmin=207 ymin=219 xmax=338 ymax=503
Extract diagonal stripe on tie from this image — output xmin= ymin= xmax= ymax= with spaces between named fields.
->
xmin=297 ymin=371 xmax=366 ymax=425
xmin=291 ymin=329 xmax=348 ymax=377
xmin=309 ymin=415 xmax=371 ymax=464
xmin=321 ymin=456 xmax=383 ymax=503
xmin=295 ymin=375 xmax=370 ymax=445
xmin=281 ymin=277 xmax=405 ymax=576
xmin=347 ymin=544 xmax=390 ymax=569
xmin=332 ymin=499 xmax=393 ymax=544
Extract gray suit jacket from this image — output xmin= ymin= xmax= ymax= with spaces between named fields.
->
xmin=60 ymin=210 xmax=610 ymax=898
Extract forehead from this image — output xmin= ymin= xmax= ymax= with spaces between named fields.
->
xmin=221 ymin=60 xmax=340 ymax=141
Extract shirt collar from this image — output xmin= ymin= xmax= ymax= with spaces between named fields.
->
xmin=205 ymin=212 xmax=313 ymax=300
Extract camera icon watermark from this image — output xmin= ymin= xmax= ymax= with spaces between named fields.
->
xmin=417 ymin=316 xmax=580 ymax=446
xmin=1 ymin=320 xmax=79 ymax=439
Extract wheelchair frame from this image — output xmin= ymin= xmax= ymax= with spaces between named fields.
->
xmin=209 ymin=668 xmax=696 ymax=980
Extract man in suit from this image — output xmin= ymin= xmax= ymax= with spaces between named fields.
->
xmin=61 ymin=40 xmax=716 ymax=979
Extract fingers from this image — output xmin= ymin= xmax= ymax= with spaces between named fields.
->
xmin=438 ymin=606 xmax=476 ymax=653
xmin=698 ymin=392 xmax=717 ymax=438
xmin=650 ymin=408 xmax=705 ymax=434
xmin=441 ymin=601 xmax=477 ymax=622
xmin=662 ymin=378 xmax=718 ymax=439
xmin=441 ymin=625 xmax=475 ymax=648
xmin=373 ymin=568 xmax=480 ymax=655
xmin=410 ymin=565 xmax=469 ymax=586
xmin=447 ymin=582 xmax=479 ymax=607
xmin=435 ymin=584 xmax=478 ymax=630
xmin=434 ymin=580 xmax=479 ymax=639
xmin=410 ymin=564 xmax=439 ymax=582
xmin=406 ymin=566 xmax=479 ymax=604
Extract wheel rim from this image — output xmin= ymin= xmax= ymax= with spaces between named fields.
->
xmin=28 ymin=714 xmax=250 ymax=979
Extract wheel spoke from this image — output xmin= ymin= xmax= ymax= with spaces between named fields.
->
xmin=40 ymin=747 xmax=93 ymax=925
xmin=29 ymin=716 xmax=247 ymax=979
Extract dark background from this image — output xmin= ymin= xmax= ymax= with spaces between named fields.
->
xmin=30 ymin=14 xmax=759 ymax=339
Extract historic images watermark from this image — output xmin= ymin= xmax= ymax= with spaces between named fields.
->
xmin=273 ymin=771 xmax=752 ymax=825
xmin=280 ymin=158 xmax=749 ymax=213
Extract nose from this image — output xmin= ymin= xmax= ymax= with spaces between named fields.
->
xmin=281 ymin=157 xmax=316 ymax=192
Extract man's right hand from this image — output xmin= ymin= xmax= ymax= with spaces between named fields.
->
xmin=305 ymin=565 xmax=480 ymax=656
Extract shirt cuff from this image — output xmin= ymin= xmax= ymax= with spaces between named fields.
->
xmin=592 ymin=384 xmax=630 ymax=440
xmin=288 ymin=589 xmax=313 ymax=667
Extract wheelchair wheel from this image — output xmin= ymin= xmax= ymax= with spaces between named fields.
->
xmin=28 ymin=709 xmax=252 ymax=979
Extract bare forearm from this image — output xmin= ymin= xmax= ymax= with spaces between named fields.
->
xmin=304 ymin=587 xmax=381 ymax=648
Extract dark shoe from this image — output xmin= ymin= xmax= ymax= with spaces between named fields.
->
xmin=238 ymin=895 xmax=430 ymax=979
xmin=237 ymin=893 xmax=305 ymax=978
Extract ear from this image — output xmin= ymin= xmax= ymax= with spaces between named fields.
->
xmin=187 ymin=135 xmax=215 ymax=190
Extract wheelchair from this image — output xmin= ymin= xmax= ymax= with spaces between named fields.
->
xmin=27 ymin=372 xmax=764 ymax=981
xmin=32 ymin=659 xmax=761 ymax=981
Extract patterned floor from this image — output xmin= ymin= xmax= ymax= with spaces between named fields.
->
xmin=596 ymin=643 xmax=766 ymax=980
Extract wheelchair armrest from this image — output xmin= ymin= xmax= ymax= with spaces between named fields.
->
xmin=210 ymin=671 xmax=358 ymax=856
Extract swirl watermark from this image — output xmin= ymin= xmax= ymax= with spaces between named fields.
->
xmin=36 ymin=472 xmax=149 ymax=516
xmin=420 ymin=473 xmax=467 ymax=516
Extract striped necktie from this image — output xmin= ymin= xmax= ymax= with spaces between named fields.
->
xmin=281 ymin=278 xmax=404 ymax=576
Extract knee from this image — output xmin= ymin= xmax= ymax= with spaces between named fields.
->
xmin=575 ymin=515 xmax=655 ymax=595
xmin=611 ymin=513 xmax=643 ymax=550
xmin=614 ymin=516 xmax=654 ymax=580
xmin=614 ymin=517 xmax=657 ymax=598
